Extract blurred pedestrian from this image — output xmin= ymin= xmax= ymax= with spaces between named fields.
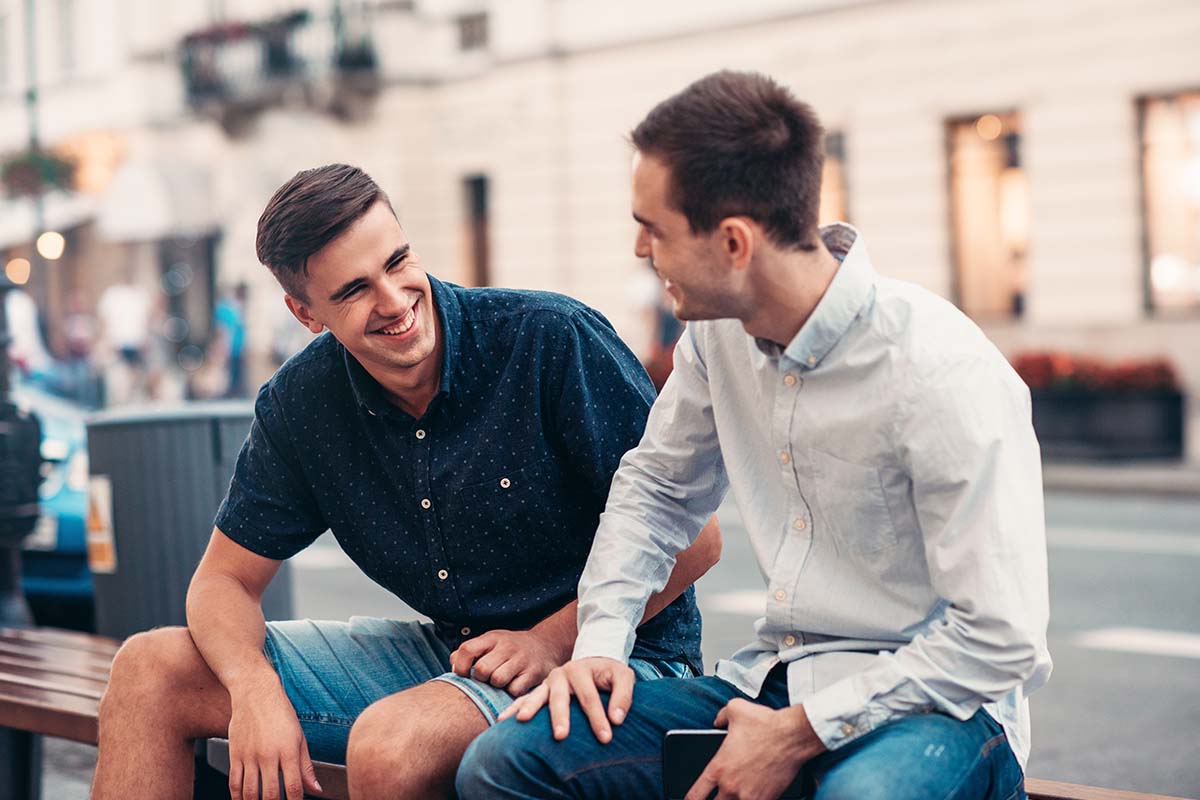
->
xmin=96 ymin=276 xmax=152 ymax=406
xmin=213 ymin=283 xmax=248 ymax=397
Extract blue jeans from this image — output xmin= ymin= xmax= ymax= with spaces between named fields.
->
xmin=262 ymin=617 xmax=693 ymax=764
xmin=456 ymin=664 xmax=1026 ymax=800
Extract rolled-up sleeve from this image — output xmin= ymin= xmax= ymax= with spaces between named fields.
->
xmin=573 ymin=323 xmax=730 ymax=662
xmin=803 ymin=356 xmax=1053 ymax=750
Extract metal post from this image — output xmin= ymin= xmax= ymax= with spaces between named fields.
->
xmin=22 ymin=0 xmax=47 ymax=310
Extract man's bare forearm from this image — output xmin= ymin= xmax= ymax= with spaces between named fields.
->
xmin=533 ymin=516 xmax=723 ymax=653
xmin=185 ymin=572 xmax=279 ymax=697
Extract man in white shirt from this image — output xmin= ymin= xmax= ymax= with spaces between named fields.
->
xmin=455 ymin=70 xmax=1051 ymax=800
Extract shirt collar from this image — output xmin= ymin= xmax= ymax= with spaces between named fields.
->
xmin=766 ymin=223 xmax=876 ymax=369
xmin=344 ymin=273 xmax=462 ymax=417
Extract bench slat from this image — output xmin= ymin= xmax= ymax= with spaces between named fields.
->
xmin=1026 ymin=778 xmax=1193 ymax=800
xmin=0 ymin=628 xmax=122 ymax=655
xmin=0 ymin=641 xmax=114 ymax=675
xmin=0 ymin=663 xmax=106 ymax=699
xmin=0 ymin=680 xmax=100 ymax=743
xmin=0 ymin=652 xmax=111 ymax=682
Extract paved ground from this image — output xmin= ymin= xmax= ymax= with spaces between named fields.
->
xmin=44 ymin=490 xmax=1200 ymax=797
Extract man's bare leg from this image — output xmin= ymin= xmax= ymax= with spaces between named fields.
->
xmin=346 ymin=681 xmax=489 ymax=799
xmin=92 ymin=626 xmax=233 ymax=799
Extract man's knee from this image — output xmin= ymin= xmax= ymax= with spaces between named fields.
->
xmin=346 ymin=692 xmax=465 ymax=794
xmin=101 ymin=627 xmax=201 ymax=713
xmin=455 ymin=716 xmax=555 ymax=799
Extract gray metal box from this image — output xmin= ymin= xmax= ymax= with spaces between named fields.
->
xmin=86 ymin=402 xmax=293 ymax=639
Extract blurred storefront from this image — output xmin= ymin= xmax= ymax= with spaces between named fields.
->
xmin=2 ymin=0 xmax=1198 ymax=459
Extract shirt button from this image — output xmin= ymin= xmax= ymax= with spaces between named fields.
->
xmin=415 ymin=429 xmax=426 ymax=440
xmin=807 ymin=356 xmax=817 ymax=367
xmin=437 ymin=568 xmax=449 ymax=580
xmin=779 ymin=451 xmax=791 ymax=464
xmin=841 ymin=722 xmax=855 ymax=736
xmin=460 ymin=626 xmax=471 ymax=637
xmin=783 ymin=634 xmax=797 ymax=647
xmin=499 ymin=477 xmax=511 ymax=489
xmin=793 ymin=518 xmax=806 ymax=531
xmin=774 ymin=590 xmax=786 ymax=602
xmin=421 ymin=498 xmax=432 ymax=509
xmin=783 ymin=373 xmax=797 ymax=387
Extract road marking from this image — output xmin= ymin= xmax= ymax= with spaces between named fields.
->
xmin=700 ymin=590 xmax=765 ymax=616
xmin=1073 ymin=627 xmax=1200 ymax=660
xmin=291 ymin=546 xmax=354 ymax=570
xmin=1047 ymin=527 xmax=1200 ymax=557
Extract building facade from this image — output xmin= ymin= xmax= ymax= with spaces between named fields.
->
xmin=3 ymin=0 xmax=1198 ymax=458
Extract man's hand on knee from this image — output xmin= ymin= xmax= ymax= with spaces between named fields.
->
xmin=450 ymin=628 xmax=570 ymax=696
xmin=498 ymin=656 xmax=635 ymax=744
xmin=226 ymin=672 xmax=321 ymax=800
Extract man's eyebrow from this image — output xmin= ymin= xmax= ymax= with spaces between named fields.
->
xmin=328 ymin=245 xmax=412 ymax=302
xmin=632 ymin=212 xmax=656 ymax=230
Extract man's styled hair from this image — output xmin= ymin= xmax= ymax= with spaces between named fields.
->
xmin=632 ymin=70 xmax=826 ymax=251
xmin=256 ymin=164 xmax=392 ymax=300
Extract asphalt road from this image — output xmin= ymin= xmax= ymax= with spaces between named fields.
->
xmin=43 ymin=490 xmax=1200 ymax=798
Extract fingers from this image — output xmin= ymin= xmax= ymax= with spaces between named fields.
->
xmin=299 ymin=743 xmax=323 ymax=795
xmin=713 ymin=706 xmax=729 ymax=729
xmin=506 ymin=671 xmax=537 ymax=697
xmin=229 ymin=759 xmax=244 ymax=800
xmin=606 ymin=665 xmax=635 ymax=725
xmin=514 ymin=683 xmax=551 ymax=722
xmin=485 ymin=656 xmax=522 ymax=690
xmin=450 ymin=633 xmax=494 ymax=677
xmin=547 ymin=671 xmax=574 ymax=740
xmin=567 ymin=668 xmax=612 ymax=743
xmin=279 ymin=755 xmax=304 ymax=800
xmin=471 ymin=648 xmax=513 ymax=685
xmin=260 ymin=758 xmax=281 ymax=800
xmin=684 ymin=766 xmax=719 ymax=800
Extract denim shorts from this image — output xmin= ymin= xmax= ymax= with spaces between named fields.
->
xmin=262 ymin=616 xmax=693 ymax=764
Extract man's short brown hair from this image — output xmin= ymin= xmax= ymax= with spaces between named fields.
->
xmin=256 ymin=164 xmax=392 ymax=300
xmin=632 ymin=71 xmax=825 ymax=251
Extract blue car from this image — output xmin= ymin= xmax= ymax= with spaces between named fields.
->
xmin=14 ymin=383 xmax=94 ymax=632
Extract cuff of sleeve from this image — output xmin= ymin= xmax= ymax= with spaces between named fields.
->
xmin=802 ymin=675 xmax=889 ymax=751
xmin=572 ymin=617 xmax=637 ymax=664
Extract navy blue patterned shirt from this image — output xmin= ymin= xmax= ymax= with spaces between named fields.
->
xmin=215 ymin=276 xmax=703 ymax=669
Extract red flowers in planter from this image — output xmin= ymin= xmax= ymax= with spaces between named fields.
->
xmin=1011 ymin=352 xmax=1181 ymax=392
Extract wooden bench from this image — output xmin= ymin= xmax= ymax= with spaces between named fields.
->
xmin=0 ymin=627 xmax=1190 ymax=800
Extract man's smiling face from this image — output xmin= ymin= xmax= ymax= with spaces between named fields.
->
xmin=287 ymin=200 xmax=439 ymax=375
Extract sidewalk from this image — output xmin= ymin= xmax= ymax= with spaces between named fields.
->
xmin=1042 ymin=460 xmax=1200 ymax=498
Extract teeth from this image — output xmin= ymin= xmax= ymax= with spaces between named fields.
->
xmin=379 ymin=307 xmax=416 ymax=335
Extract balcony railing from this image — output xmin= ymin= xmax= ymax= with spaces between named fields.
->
xmin=180 ymin=8 xmax=379 ymax=127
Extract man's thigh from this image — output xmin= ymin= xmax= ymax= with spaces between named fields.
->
xmin=265 ymin=616 xmax=454 ymax=762
xmin=808 ymin=709 xmax=1026 ymax=800
xmin=457 ymin=674 xmax=744 ymax=800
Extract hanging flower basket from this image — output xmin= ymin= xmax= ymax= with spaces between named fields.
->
xmin=0 ymin=150 xmax=76 ymax=199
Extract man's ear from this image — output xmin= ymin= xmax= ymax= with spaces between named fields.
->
xmin=718 ymin=217 xmax=756 ymax=271
xmin=284 ymin=294 xmax=324 ymax=334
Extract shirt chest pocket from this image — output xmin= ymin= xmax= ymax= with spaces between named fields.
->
xmin=808 ymin=449 xmax=898 ymax=555
xmin=454 ymin=457 xmax=560 ymax=536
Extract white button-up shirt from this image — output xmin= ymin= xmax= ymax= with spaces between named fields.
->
xmin=574 ymin=224 xmax=1052 ymax=768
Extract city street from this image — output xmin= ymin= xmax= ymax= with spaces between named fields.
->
xmin=43 ymin=490 xmax=1200 ymax=797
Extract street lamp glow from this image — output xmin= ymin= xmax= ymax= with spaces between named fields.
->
xmin=36 ymin=231 xmax=66 ymax=260
xmin=4 ymin=258 xmax=31 ymax=285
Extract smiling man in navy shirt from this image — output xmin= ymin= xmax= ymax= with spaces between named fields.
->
xmin=92 ymin=164 xmax=720 ymax=800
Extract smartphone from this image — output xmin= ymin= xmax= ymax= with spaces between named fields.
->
xmin=662 ymin=729 xmax=808 ymax=800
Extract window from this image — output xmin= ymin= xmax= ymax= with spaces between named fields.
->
xmin=1140 ymin=92 xmax=1200 ymax=314
xmin=457 ymin=12 xmax=488 ymax=52
xmin=819 ymin=131 xmax=849 ymax=225
xmin=58 ymin=0 xmax=76 ymax=78
xmin=947 ymin=112 xmax=1030 ymax=319
xmin=462 ymin=174 xmax=490 ymax=286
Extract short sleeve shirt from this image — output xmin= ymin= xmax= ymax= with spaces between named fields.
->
xmin=215 ymin=276 xmax=703 ymax=668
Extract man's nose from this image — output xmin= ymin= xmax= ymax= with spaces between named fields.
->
xmin=634 ymin=227 xmax=651 ymax=258
xmin=376 ymin=281 xmax=409 ymax=317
